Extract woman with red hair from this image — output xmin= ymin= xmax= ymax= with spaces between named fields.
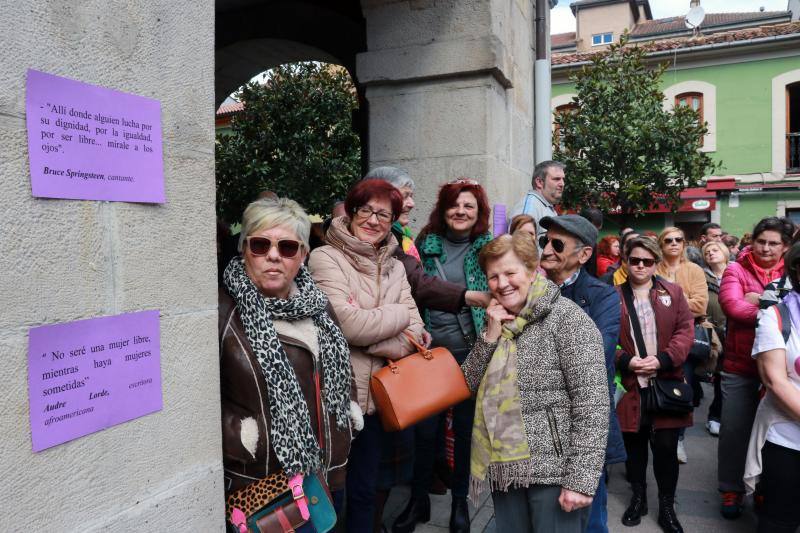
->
xmin=596 ymin=235 xmax=620 ymax=278
xmin=393 ymin=179 xmax=492 ymax=533
xmin=310 ymin=179 xmax=427 ymax=532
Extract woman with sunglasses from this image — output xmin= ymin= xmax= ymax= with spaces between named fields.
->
xmin=717 ymin=216 xmax=792 ymax=519
xmin=615 ymin=237 xmax=694 ymax=533
xmin=309 ymin=179 xmax=426 ymax=533
xmin=220 ymin=197 xmax=355 ymax=530
xmin=655 ymin=227 xmax=708 ymax=464
xmin=393 ymin=179 xmax=492 ymax=533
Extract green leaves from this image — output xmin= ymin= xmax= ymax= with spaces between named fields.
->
xmin=215 ymin=62 xmax=361 ymax=223
xmin=555 ymin=35 xmax=720 ymax=217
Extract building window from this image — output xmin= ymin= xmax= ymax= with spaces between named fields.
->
xmin=592 ymin=33 xmax=613 ymax=46
xmin=675 ymin=92 xmax=704 ymax=147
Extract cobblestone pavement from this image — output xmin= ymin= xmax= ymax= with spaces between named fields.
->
xmin=381 ymin=384 xmax=758 ymax=532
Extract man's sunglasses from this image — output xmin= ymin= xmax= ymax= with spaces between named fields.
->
xmin=663 ymin=237 xmax=684 ymax=245
xmin=246 ymin=236 xmax=302 ymax=258
xmin=538 ymin=236 xmax=567 ymax=253
xmin=628 ymin=256 xmax=656 ymax=267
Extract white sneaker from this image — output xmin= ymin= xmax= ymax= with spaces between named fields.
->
xmin=706 ymin=420 xmax=720 ymax=436
xmin=677 ymin=440 xmax=688 ymax=464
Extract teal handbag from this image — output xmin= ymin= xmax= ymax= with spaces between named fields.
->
xmin=229 ymin=472 xmax=335 ymax=533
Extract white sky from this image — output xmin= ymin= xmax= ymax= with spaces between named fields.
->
xmin=551 ymin=0 xmax=790 ymax=34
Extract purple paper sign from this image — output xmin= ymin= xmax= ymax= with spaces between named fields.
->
xmin=27 ymin=310 xmax=162 ymax=452
xmin=493 ymin=204 xmax=508 ymax=236
xmin=25 ymin=69 xmax=165 ymax=203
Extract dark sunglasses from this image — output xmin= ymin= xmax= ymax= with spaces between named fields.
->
xmin=628 ymin=256 xmax=656 ymax=267
xmin=663 ymin=236 xmax=684 ymax=245
xmin=246 ymin=236 xmax=302 ymax=258
xmin=538 ymin=235 xmax=566 ymax=253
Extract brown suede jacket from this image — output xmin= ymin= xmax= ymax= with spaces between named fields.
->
xmin=219 ymin=289 xmax=352 ymax=496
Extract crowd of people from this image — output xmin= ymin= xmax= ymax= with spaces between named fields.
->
xmin=218 ymin=161 xmax=800 ymax=533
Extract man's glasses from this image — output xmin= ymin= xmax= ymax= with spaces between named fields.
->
xmin=663 ymin=237 xmax=684 ymax=245
xmin=355 ymin=206 xmax=393 ymax=224
xmin=246 ymin=236 xmax=302 ymax=258
xmin=628 ymin=256 xmax=656 ymax=267
xmin=539 ymin=236 xmax=567 ymax=253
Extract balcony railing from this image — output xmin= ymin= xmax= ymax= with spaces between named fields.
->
xmin=788 ymin=133 xmax=800 ymax=174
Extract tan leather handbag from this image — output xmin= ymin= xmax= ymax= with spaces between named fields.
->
xmin=370 ymin=332 xmax=472 ymax=431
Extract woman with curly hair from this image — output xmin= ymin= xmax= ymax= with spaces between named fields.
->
xmin=596 ymin=235 xmax=620 ymax=278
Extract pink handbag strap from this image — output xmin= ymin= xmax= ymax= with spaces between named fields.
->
xmin=288 ymin=474 xmax=310 ymax=521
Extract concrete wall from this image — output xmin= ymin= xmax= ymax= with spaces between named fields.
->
xmin=357 ymin=0 xmax=535 ymax=231
xmin=0 ymin=2 xmax=223 ymax=531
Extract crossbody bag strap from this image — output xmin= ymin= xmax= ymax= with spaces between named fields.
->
xmin=621 ymin=282 xmax=648 ymax=359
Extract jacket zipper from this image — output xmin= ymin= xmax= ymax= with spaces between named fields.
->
xmin=546 ymin=406 xmax=563 ymax=456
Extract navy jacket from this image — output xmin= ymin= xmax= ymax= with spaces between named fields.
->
xmin=561 ymin=269 xmax=627 ymax=465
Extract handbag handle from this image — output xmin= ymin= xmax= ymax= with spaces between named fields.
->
xmin=402 ymin=331 xmax=433 ymax=360
xmin=621 ymin=282 xmax=648 ymax=359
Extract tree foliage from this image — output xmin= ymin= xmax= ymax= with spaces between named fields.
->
xmin=216 ymin=62 xmax=361 ymax=223
xmin=554 ymin=36 xmax=720 ymax=217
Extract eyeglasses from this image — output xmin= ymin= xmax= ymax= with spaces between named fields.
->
xmin=246 ymin=236 xmax=302 ymax=258
xmin=448 ymin=178 xmax=479 ymax=185
xmin=628 ymin=256 xmax=656 ymax=267
xmin=663 ymin=237 xmax=684 ymax=245
xmin=355 ymin=206 xmax=393 ymax=224
xmin=539 ymin=235 xmax=567 ymax=253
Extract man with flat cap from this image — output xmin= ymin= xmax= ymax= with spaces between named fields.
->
xmin=539 ymin=215 xmax=625 ymax=533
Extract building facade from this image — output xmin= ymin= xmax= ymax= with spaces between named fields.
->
xmin=552 ymin=0 xmax=800 ymax=238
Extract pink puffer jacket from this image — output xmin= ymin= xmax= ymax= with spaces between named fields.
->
xmin=718 ymin=248 xmax=784 ymax=378
xmin=309 ymin=217 xmax=425 ymax=415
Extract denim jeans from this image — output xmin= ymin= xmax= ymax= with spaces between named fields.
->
xmin=586 ymin=469 xmax=608 ymax=533
xmin=346 ymin=414 xmax=384 ymax=533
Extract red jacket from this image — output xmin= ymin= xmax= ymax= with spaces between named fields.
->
xmin=615 ymin=277 xmax=694 ymax=432
xmin=718 ymin=248 xmax=784 ymax=378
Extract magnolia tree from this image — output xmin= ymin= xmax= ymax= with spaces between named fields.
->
xmin=216 ymin=62 xmax=360 ymax=222
xmin=554 ymin=36 xmax=720 ymax=218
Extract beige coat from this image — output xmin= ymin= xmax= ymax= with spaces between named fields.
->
xmin=309 ymin=217 xmax=425 ymax=415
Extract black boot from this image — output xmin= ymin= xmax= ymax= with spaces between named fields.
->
xmin=657 ymin=494 xmax=684 ymax=533
xmin=449 ymin=497 xmax=470 ymax=533
xmin=392 ymin=494 xmax=430 ymax=533
xmin=622 ymin=483 xmax=648 ymax=526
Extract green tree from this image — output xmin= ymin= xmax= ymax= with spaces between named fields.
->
xmin=216 ymin=62 xmax=360 ymax=223
xmin=554 ymin=36 xmax=720 ymax=218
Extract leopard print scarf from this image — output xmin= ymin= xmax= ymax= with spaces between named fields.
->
xmin=223 ymin=257 xmax=351 ymax=476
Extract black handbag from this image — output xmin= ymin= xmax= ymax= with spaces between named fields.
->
xmin=621 ymin=283 xmax=693 ymax=416
xmin=688 ymin=320 xmax=711 ymax=362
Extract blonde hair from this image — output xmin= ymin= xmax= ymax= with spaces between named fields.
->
xmin=478 ymin=232 xmax=539 ymax=273
xmin=658 ymin=226 xmax=687 ymax=262
xmin=239 ymin=197 xmax=311 ymax=252
xmin=701 ymin=241 xmax=730 ymax=264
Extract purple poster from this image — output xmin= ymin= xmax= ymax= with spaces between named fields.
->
xmin=25 ymin=69 xmax=165 ymax=203
xmin=28 ymin=310 xmax=162 ymax=452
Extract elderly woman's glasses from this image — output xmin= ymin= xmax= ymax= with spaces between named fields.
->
xmin=628 ymin=256 xmax=656 ymax=267
xmin=355 ymin=206 xmax=393 ymax=224
xmin=246 ymin=236 xmax=302 ymax=258
xmin=663 ymin=237 xmax=684 ymax=245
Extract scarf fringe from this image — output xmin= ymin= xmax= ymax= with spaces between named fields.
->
xmin=468 ymin=460 xmax=539 ymax=506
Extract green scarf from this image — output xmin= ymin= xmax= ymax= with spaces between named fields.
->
xmin=469 ymin=274 xmax=549 ymax=498
xmin=418 ymin=232 xmax=492 ymax=333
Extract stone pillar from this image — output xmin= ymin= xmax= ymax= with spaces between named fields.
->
xmin=357 ymin=0 xmax=535 ymax=230
xmin=0 ymin=2 xmax=222 ymax=530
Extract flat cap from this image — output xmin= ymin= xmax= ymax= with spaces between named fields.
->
xmin=539 ymin=215 xmax=598 ymax=247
